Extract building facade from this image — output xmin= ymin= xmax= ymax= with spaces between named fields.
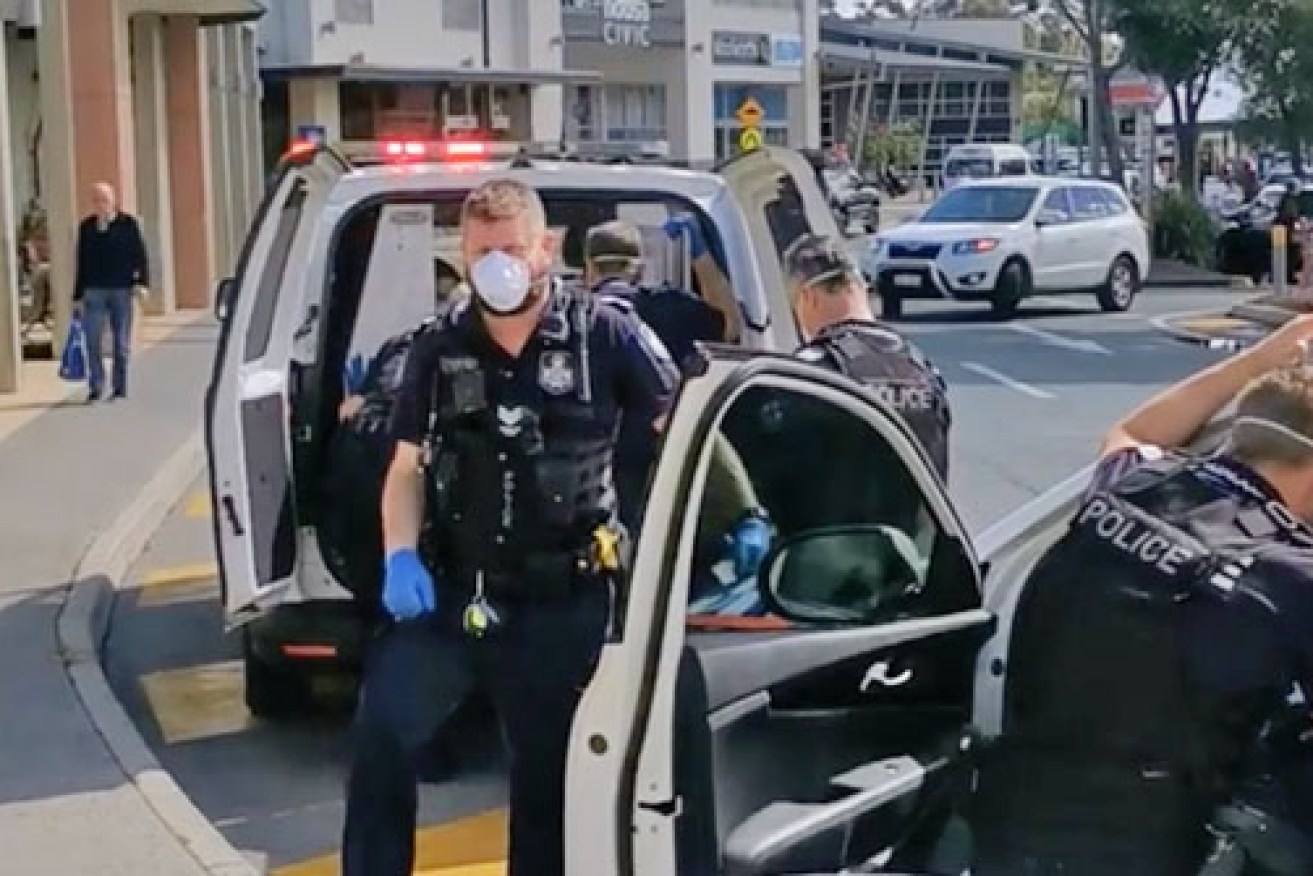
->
xmin=0 ymin=0 xmax=264 ymax=393
xmin=257 ymin=0 xmax=821 ymax=167
xmin=560 ymin=0 xmax=821 ymax=163
xmin=820 ymin=16 xmax=1072 ymax=185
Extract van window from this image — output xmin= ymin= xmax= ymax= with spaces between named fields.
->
xmin=999 ymin=158 xmax=1029 ymax=176
xmin=244 ymin=183 xmax=307 ymax=363
xmin=944 ymin=157 xmax=995 ymax=180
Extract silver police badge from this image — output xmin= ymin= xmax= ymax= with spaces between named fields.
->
xmin=538 ymin=350 xmax=576 ymax=396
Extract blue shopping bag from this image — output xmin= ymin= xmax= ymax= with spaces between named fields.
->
xmin=59 ymin=316 xmax=87 ymax=382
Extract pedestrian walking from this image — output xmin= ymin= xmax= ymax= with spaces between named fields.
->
xmin=73 ymin=182 xmax=149 ymax=402
xmin=341 ymin=178 xmax=678 ymax=876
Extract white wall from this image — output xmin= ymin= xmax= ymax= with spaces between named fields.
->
xmin=6 ymin=31 xmax=36 ymax=213
xmin=305 ymin=0 xmax=483 ymax=67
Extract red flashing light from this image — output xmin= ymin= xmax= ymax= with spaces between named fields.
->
xmin=382 ymin=140 xmax=429 ymax=160
xmin=283 ymin=139 xmax=317 ymax=160
xmin=441 ymin=141 xmax=488 ymax=159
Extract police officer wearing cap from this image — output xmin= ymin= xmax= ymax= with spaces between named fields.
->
xmin=783 ymin=232 xmax=952 ymax=478
xmin=584 ymin=217 xmax=741 ymax=369
xmin=971 ymin=316 xmax=1313 ymax=875
xmin=343 ymin=179 xmax=678 ymax=876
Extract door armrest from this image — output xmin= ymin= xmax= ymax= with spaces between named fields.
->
xmin=723 ymin=755 xmax=926 ymax=876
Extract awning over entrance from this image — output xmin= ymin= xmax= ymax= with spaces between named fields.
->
xmin=261 ymin=62 xmax=603 ymax=87
xmin=123 ymin=0 xmax=265 ymax=24
xmin=819 ymin=44 xmax=1008 ymax=77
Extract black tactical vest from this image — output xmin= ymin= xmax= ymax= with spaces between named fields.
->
xmin=799 ymin=320 xmax=951 ymax=477
xmin=421 ymin=293 xmax=619 ymax=575
xmin=975 ymin=453 xmax=1313 ymax=875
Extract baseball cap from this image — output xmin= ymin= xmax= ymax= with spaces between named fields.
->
xmin=585 ymin=220 xmax=644 ymax=263
xmin=783 ymin=232 xmax=859 ymax=291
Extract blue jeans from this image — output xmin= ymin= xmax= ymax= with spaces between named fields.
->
xmin=82 ymin=287 xmax=133 ymax=396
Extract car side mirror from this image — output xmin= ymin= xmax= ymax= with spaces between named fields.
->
xmin=759 ymin=525 xmax=932 ymax=626
xmin=213 ymin=277 xmax=235 ymax=323
xmin=1035 ymin=209 xmax=1066 ymax=227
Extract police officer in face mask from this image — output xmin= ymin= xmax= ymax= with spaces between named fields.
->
xmin=783 ymin=232 xmax=951 ymax=479
xmin=342 ymin=179 xmax=678 ymax=876
xmin=972 ymin=316 xmax=1313 ymax=876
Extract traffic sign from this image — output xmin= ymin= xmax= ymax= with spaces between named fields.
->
xmin=735 ymin=97 xmax=764 ymax=128
xmin=738 ymin=127 xmax=764 ymax=153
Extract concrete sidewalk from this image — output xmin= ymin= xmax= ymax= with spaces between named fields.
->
xmin=0 ymin=312 xmax=250 ymax=875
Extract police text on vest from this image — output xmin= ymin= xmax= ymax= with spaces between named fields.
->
xmin=1078 ymin=496 xmax=1196 ymax=575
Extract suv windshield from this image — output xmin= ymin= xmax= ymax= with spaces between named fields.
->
xmin=921 ymin=185 xmax=1038 ymax=223
xmin=945 ymin=157 xmax=994 ymax=179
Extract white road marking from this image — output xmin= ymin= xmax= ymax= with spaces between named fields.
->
xmin=1007 ymin=322 xmax=1112 ymax=355
xmin=960 ymin=361 xmax=1055 ymax=399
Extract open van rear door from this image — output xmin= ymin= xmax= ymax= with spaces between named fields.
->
xmin=718 ymin=146 xmax=848 ymax=350
xmin=565 ymin=349 xmax=990 ymax=875
xmin=204 ymin=147 xmax=349 ymax=626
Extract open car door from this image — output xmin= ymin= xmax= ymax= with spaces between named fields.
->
xmin=204 ymin=146 xmax=349 ymax=626
xmin=566 ymin=348 xmax=992 ymax=876
xmin=718 ymin=146 xmax=849 ymax=351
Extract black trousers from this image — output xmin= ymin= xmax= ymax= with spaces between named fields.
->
xmin=342 ymin=586 xmax=609 ymax=876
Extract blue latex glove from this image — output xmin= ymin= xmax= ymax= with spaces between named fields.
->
xmin=725 ymin=515 xmax=773 ymax=581
xmin=344 ymin=354 xmax=368 ymax=395
xmin=663 ymin=214 xmax=707 ymax=261
xmin=382 ymin=549 xmax=437 ymax=621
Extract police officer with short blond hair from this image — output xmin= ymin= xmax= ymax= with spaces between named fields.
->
xmin=344 ymin=178 xmax=677 ymax=876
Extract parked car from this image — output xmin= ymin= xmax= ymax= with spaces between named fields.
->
xmin=863 ymin=177 xmax=1151 ymax=319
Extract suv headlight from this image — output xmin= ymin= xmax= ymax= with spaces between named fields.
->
xmin=951 ymin=238 xmax=1000 ymax=255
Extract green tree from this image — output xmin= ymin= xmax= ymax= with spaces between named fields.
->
xmin=1042 ymin=0 xmax=1126 ymax=185
xmin=1111 ymin=0 xmax=1289 ymax=199
xmin=1233 ymin=2 xmax=1313 ymax=172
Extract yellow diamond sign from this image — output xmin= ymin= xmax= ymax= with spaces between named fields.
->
xmin=735 ymin=97 xmax=764 ymax=128
xmin=738 ymin=127 xmax=764 ymax=153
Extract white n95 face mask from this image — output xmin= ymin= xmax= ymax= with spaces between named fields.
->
xmin=469 ymin=250 xmax=533 ymax=315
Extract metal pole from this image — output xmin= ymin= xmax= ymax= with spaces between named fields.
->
xmin=967 ymin=78 xmax=984 ymax=143
xmin=1274 ymin=224 xmax=1288 ymax=297
xmin=853 ymin=50 xmax=879 ymax=170
xmin=917 ymin=71 xmax=941 ymax=202
xmin=1086 ymin=0 xmax=1104 ymax=177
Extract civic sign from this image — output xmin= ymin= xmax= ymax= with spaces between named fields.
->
xmin=602 ymin=0 xmax=651 ymax=48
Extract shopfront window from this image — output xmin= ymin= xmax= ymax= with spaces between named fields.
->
xmin=338 ymin=82 xmax=517 ymax=141
xmin=604 ymin=84 xmax=667 ymax=143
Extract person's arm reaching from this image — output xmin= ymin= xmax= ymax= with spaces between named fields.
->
xmin=379 ymin=330 xmax=440 ymax=619
xmin=1102 ymin=314 xmax=1313 ymax=459
xmin=666 ymin=214 xmax=743 ymax=343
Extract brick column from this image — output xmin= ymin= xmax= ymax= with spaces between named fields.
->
xmin=164 ymin=15 xmax=216 ymax=310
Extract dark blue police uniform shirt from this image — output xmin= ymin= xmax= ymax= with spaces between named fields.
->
xmin=1086 ymin=445 xmax=1313 ymax=708
xmin=594 ymin=277 xmax=724 ymax=371
xmin=390 ymin=287 xmax=678 ymax=567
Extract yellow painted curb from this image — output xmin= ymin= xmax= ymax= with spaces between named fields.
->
xmin=140 ymin=561 xmax=218 ymax=588
xmin=273 ymin=809 xmax=508 ymax=876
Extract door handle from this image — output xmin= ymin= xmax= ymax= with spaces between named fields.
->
xmin=860 ymin=659 xmax=913 ymax=692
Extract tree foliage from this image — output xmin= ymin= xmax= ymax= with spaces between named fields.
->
xmin=1233 ymin=1 xmax=1313 ymax=171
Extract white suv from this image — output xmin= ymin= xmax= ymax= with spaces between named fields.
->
xmin=204 ymin=141 xmax=843 ymax=716
xmin=864 ymin=177 xmax=1151 ymax=319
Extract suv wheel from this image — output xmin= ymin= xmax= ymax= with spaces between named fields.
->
xmin=1097 ymin=255 xmax=1139 ymax=312
xmin=243 ymin=631 xmax=313 ymax=719
xmin=991 ymin=259 xmax=1029 ymax=320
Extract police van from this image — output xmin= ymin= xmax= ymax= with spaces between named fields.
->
xmin=205 ymin=137 xmax=846 ymax=715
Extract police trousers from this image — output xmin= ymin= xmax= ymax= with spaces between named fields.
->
xmin=341 ymin=584 xmax=609 ymax=876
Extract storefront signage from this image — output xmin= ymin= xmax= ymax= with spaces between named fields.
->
xmin=602 ymin=0 xmax=652 ymax=48
xmin=770 ymin=34 xmax=804 ymax=67
xmin=712 ymin=31 xmax=771 ymax=65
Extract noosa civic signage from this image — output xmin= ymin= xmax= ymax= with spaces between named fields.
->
xmin=603 ymin=0 xmax=652 ymax=47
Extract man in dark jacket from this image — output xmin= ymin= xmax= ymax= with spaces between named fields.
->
xmin=73 ymin=182 xmax=149 ymax=403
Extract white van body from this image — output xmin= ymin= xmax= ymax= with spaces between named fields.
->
xmin=204 ymin=143 xmax=845 ymax=713
xmin=942 ymin=143 xmax=1035 ymax=191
